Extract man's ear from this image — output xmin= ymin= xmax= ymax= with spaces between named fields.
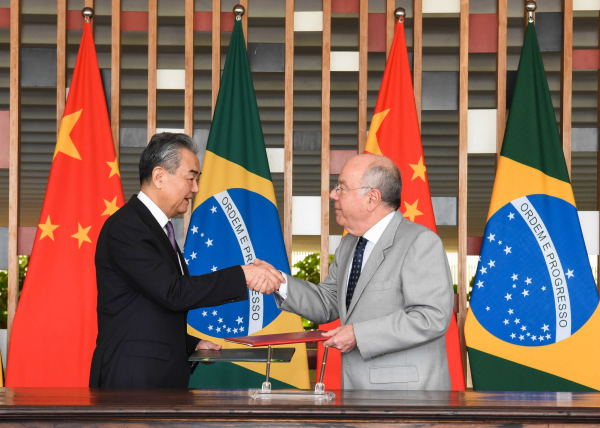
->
xmin=152 ymin=166 xmax=166 ymax=189
xmin=366 ymin=188 xmax=382 ymax=212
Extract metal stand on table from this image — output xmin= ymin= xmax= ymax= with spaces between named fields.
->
xmin=251 ymin=345 xmax=335 ymax=401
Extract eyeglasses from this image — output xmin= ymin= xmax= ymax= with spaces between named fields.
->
xmin=332 ymin=183 xmax=372 ymax=195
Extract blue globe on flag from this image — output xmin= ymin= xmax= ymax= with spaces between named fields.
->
xmin=469 ymin=194 xmax=598 ymax=347
xmin=184 ymin=188 xmax=289 ymax=338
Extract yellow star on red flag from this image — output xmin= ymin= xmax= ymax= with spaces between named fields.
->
xmin=54 ymin=109 xmax=83 ymax=161
xmin=38 ymin=216 xmax=59 ymax=241
xmin=107 ymin=157 xmax=120 ymax=178
xmin=102 ymin=196 xmax=120 ymax=216
xmin=364 ymin=109 xmax=390 ymax=156
xmin=71 ymin=223 xmax=92 ymax=248
xmin=409 ymin=156 xmax=427 ymax=182
xmin=402 ymin=199 xmax=423 ymax=222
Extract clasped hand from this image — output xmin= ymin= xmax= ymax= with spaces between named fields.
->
xmin=241 ymin=258 xmax=285 ymax=295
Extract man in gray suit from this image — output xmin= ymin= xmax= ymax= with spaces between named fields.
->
xmin=269 ymin=154 xmax=454 ymax=390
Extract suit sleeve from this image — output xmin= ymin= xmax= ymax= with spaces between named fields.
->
xmin=274 ymin=247 xmax=342 ymax=325
xmin=353 ymin=230 xmax=453 ymax=360
xmin=106 ymin=217 xmax=248 ymax=312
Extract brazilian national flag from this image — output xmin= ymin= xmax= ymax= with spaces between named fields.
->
xmin=183 ymin=19 xmax=310 ymax=389
xmin=465 ymin=22 xmax=600 ymax=391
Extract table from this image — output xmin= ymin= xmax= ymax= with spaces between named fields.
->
xmin=0 ymin=388 xmax=599 ymax=426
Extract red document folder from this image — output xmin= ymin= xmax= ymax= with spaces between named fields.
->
xmin=224 ymin=330 xmax=328 ymax=347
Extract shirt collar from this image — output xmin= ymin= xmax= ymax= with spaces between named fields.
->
xmin=362 ymin=211 xmax=396 ymax=245
xmin=137 ymin=190 xmax=170 ymax=229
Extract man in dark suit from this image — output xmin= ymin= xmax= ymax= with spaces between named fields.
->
xmin=90 ymin=132 xmax=282 ymax=388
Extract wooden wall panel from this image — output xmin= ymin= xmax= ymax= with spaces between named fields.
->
xmin=183 ymin=0 xmax=194 ymax=243
xmin=457 ymin=0 xmax=469 ymax=381
xmin=57 ymin=0 xmax=66 ymax=137
xmin=496 ymin=0 xmax=507 ymax=165
xmin=358 ymin=0 xmax=368 ymax=154
xmin=85 ymin=0 xmax=94 ymax=35
xmin=212 ymin=0 xmax=221 ymax=115
xmin=598 ymin=15 xmax=600 ymax=292
xmin=386 ymin=0 xmax=394 ymax=58
xmin=111 ymin=0 xmax=121 ymax=157
xmin=147 ymin=0 xmax=157 ymax=139
xmin=321 ymin=0 xmax=331 ymax=281
xmin=561 ymin=0 xmax=573 ymax=178
xmin=8 ymin=0 xmax=21 ymax=345
xmin=284 ymin=0 xmax=294 ymax=265
xmin=240 ymin=0 xmax=248 ymax=46
xmin=413 ymin=0 xmax=423 ymax=128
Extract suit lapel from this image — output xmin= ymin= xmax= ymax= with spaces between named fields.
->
xmin=346 ymin=211 xmax=403 ymax=319
xmin=130 ymin=195 xmax=182 ymax=274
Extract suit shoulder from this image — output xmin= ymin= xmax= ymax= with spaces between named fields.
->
xmin=396 ymin=218 xmax=443 ymax=245
xmin=100 ymin=203 xmax=144 ymax=236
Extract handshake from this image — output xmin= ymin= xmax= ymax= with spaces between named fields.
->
xmin=240 ymin=258 xmax=285 ymax=295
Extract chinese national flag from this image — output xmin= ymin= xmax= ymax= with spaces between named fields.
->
xmin=317 ymin=19 xmax=466 ymax=390
xmin=6 ymin=22 xmax=124 ymax=386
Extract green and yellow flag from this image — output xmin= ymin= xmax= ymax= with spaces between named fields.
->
xmin=465 ymin=22 xmax=600 ymax=391
xmin=183 ymin=18 xmax=309 ymax=389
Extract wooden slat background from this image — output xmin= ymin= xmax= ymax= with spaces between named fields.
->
xmin=320 ymin=0 xmax=331 ymax=281
xmin=3 ymin=1 xmax=584 ymax=388
xmin=562 ymin=0 xmax=573 ymax=178
xmin=7 ymin=0 xmax=21 ymax=345
xmin=147 ymin=0 xmax=157 ymax=140
xmin=111 ymin=0 xmax=121 ymax=157
xmin=284 ymin=0 xmax=294 ymax=266
xmin=457 ymin=0 xmax=470 ymax=381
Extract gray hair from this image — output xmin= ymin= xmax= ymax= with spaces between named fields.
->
xmin=360 ymin=162 xmax=402 ymax=210
xmin=139 ymin=132 xmax=198 ymax=186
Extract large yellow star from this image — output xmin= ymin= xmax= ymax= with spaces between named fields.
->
xmin=38 ymin=216 xmax=59 ymax=241
xmin=409 ymin=156 xmax=427 ymax=182
xmin=107 ymin=157 xmax=120 ymax=178
xmin=364 ymin=108 xmax=390 ymax=156
xmin=54 ymin=109 xmax=83 ymax=160
xmin=403 ymin=199 xmax=423 ymax=222
xmin=71 ymin=223 xmax=92 ymax=248
xmin=102 ymin=196 xmax=120 ymax=216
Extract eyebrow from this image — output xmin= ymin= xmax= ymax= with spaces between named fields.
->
xmin=338 ymin=179 xmax=347 ymax=186
xmin=189 ymin=169 xmax=200 ymax=175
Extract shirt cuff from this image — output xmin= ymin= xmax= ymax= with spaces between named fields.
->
xmin=275 ymin=271 xmax=288 ymax=300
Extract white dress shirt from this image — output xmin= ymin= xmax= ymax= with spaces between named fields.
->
xmin=137 ymin=191 xmax=184 ymax=274
xmin=277 ymin=210 xmax=396 ymax=299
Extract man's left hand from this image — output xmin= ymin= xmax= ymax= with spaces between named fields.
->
xmin=322 ymin=324 xmax=357 ymax=353
xmin=195 ymin=340 xmax=222 ymax=351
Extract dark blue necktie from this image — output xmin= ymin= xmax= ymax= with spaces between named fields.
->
xmin=346 ymin=236 xmax=368 ymax=310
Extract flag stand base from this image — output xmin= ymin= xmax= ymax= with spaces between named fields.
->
xmin=250 ymin=345 xmax=335 ymax=401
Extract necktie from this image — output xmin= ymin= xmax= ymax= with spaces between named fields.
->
xmin=346 ymin=236 xmax=368 ymax=310
xmin=165 ymin=221 xmax=177 ymax=253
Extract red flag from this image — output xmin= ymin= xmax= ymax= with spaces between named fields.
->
xmin=317 ymin=19 xmax=466 ymax=391
xmin=6 ymin=22 xmax=124 ymax=386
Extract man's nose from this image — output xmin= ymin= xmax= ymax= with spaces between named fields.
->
xmin=192 ymin=179 xmax=199 ymax=194
xmin=329 ymin=188 xmax=338 ymax=201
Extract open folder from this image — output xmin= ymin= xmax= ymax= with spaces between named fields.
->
xmin=224 ymin=330 xmax=328 ymax=347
